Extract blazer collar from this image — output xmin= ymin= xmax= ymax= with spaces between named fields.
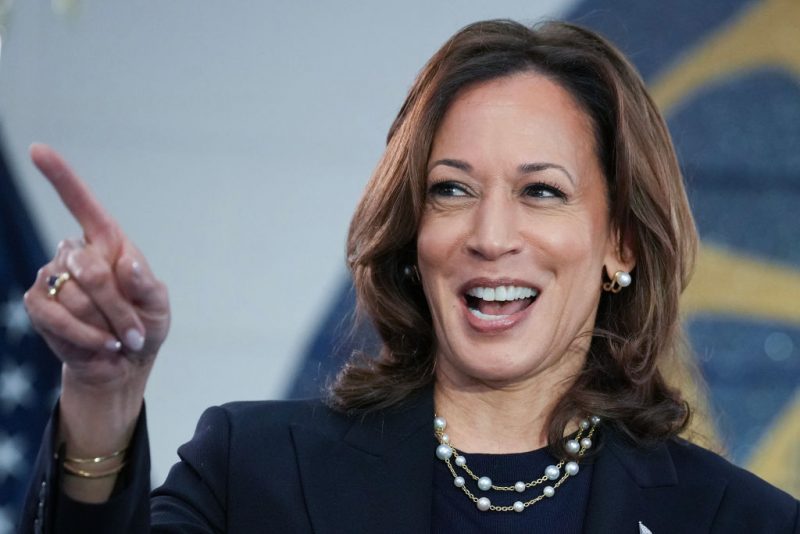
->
xmin=584 ymin=429 xmax=727 ymax=534
xmin=291 ymin=387 xmax=435 ymax=534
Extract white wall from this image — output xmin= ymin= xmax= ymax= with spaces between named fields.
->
xmin=0 ymin=1 xmax=577 ymax=483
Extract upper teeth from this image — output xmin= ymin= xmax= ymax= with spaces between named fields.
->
xmin=466 ymin=285 xmax=537 ymax=302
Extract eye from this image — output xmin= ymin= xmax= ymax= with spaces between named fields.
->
xmin=523 ymin=182 xmax=567 ymax=200
xmin=428 ymin=180 xmax=470 ymax=198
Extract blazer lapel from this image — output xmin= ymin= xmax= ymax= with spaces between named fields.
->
xmin=584 ymin=430 xmax=727 ymax=534
xmin=291 ymin=389 xmax=435 ymax=534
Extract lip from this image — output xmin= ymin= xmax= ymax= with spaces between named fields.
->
xmin=459 ymin=277 xmax=539 ymax=334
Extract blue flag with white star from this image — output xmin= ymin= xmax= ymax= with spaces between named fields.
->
xmin=0 ymin=130 xmax=61 ymax=532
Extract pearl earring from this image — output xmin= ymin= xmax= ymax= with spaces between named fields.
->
xmin=603 ymin=270 xmax=632 ymax=293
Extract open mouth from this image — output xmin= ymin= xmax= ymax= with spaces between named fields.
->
xmin=464 ymin=285 xmax=538 ymax=321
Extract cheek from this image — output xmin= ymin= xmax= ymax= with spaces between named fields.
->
xmin=525 ymin=214 xmax=605 ymax=268
xmin=416 ymin=217 xmax=465 ymax=316
xmin=416 ymin=216 xmax=462 ymax=271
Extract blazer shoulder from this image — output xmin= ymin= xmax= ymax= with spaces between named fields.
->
xmin=666 ymin=438 xmax=799 ymax=529
xmin=666 ymin=437 xmax=792 ymax=499
xmin=220 ymin=397 xmax=329 ymax=418
xmin=213 ymin=397 xmax=353 ymax=439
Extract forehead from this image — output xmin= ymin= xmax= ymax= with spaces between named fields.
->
xmin=429 ymin=73 xmax=599 ymax=170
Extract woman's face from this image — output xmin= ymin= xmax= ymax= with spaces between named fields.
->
xmin=417 ymin=73 xmax=631 ymax=388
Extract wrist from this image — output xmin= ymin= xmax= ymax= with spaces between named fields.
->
xmin=59 ymin=369 xmax=145 ymax=458
xmin=56 ymin=382 xmax=143 ymax=504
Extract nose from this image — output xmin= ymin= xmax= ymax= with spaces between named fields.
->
xmin=465 ymin=194 xmax=523 ymax=260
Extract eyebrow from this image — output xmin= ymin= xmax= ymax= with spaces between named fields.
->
xmin=428 ymin=158 xmax=575 ymax=185
xmin=428 ymin=158 xmax=472 ymax=173
xmin=518 ymin=162 xmax=575 ymax=185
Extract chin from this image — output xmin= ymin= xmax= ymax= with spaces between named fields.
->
xmin=441 ymin=346 xmax=548 ymax=386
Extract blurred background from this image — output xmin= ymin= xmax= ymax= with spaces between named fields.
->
xmin=0 ymin=0 xmax=797 ymax=529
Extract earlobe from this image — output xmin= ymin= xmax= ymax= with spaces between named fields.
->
xmin=602 ymin=228 xmax=636 ymax=292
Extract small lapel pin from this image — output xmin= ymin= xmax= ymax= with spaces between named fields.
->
xmin=639 ymin=521 xmax=653 ymax=534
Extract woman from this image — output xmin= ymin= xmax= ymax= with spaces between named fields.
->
xmin=20 ymin=19 xmax=799 ymax=533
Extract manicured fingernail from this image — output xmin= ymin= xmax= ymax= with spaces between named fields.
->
xmin=125 ymin=329 xmax=145 ymax=351
xmin=105 ymin=339 xmax=122 ymax=352
xmin=131 ymin=260 xmax=142 ymax=276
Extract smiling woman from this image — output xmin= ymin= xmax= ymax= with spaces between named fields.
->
xmin=20 ymin=18 xmax=800 ymax=534
xmin=339 ymin=21 xmax=690 ymax=457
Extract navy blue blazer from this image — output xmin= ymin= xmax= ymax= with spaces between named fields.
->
xmin=20 ymin=389 xmax=800 ymax=533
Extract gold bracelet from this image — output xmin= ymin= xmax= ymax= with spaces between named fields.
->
xmin=62 ymin=460 xmax=127 ymax=479
xmin=64 ymin=447 xmax=127 ymax=464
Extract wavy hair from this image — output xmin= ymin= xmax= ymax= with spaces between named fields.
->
xmin=332 ymin=19 xmax=698 ymax=454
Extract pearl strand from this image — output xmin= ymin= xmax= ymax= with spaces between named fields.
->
xmin=434 ymin=415 xmax=600 ymax=513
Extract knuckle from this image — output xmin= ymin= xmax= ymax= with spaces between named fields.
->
xmin=141 ymin=278 xmax=169 ymax=307
xmin=22 ymin=290 xmax=34 ymax=310
xmin=79 ymin=261 xmax=111 ymax=289
xmin=136 ymin=274 xmax=156 ymax=294
xmin=23 ymin=291 xmax=45 ymax=316
xmin=57 ymin=238 xmax=81 ymax=256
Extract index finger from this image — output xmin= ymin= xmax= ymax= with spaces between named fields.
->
xmin=30 ymin=143 xmax=122 ymax=254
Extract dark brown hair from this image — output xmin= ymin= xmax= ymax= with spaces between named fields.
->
xmin=332 ymin=19 xmax=698 ymax=453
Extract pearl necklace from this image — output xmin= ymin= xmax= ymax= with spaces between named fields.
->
xmin=433 ymin=415 xmax=599 ymax=513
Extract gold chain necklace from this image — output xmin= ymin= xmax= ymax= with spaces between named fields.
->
xmin=433 ymin=415 xmax=599 ymax=513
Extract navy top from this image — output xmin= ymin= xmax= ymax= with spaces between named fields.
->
xmin=432 ymin=443 xmax=592 ymax=534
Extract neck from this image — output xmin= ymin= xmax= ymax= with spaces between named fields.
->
xmin=434 ymin=384 xmax=553 ymax=454
xmin=433 ymin=365 xmax=580 ymax=454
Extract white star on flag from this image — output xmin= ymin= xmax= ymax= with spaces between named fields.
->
xmin=0 ymin=505 xmax=15 ymax=534
xmin=0 ymin=293 xmax=31 ymax=344
xmin=0 ymin=362 xmax=33 ymax=411
xmin=0 ymin=433 xmax=26 ymax=483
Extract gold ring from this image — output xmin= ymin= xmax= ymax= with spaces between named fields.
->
xmin=47 ymin=272 xmax=71 ymax=298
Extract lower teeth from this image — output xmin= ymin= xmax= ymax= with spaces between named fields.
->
xmin=469 ymin=308 xmax=509 ymax=321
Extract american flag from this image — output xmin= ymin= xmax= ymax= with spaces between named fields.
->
xmin=0 ymin=131 xmax=61 ymax=533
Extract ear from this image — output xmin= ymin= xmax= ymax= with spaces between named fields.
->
xmin=603 ymin=226 xmax=636 ymax=279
